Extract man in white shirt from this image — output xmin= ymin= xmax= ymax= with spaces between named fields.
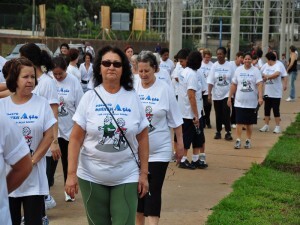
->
xmin=159 ymin=48 xmax=175 ymax=76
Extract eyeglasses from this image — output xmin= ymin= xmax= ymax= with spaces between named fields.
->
xmin=101 ymin=61 xmax=122 ymax=68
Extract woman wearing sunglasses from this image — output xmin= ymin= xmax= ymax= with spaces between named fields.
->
xmin=65 ymin=45 xmax=149 ymax=225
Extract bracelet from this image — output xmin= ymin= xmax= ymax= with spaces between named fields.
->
xmin=52 ymin=139 xmax=58 ymax=144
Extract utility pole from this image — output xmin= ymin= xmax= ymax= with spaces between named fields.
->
xmin=169 ymin=0 xmax=182 ymax=59
xmin=230 ymin=0 xmax=241 ymax=61
xmin=32 ymin=0 xmax=36 ymax=36
xmin=262 ymin=0 xmax=270 ymax=60
xmin=280 ymin=0 xmax=287 ymax=58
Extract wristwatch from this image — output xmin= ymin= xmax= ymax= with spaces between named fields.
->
xmin=52 ymin=139 xmax=58 ymax=144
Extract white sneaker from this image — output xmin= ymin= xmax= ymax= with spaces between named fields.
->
xmin=45 ymin=195 xmax=56 ymax=210
xmin=273 ymin=126 xmax=281 ymax=134
xmin=231 ymin=124 xmax=236 ymax=129
xmin=286 ymin=97 xmax=295 ymax=102
xmin=259 ymin=124 xmax=269 ymax=132
xmin=65 ymin=191 xmax=75 ymax=202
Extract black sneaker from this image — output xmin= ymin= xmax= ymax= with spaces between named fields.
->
xmin=214 ymin=132 xmax=221 ymax=139
xmin=224 ymin=132 xmax=233 ymax=141
xmin=191 ymin=160 xmax=208 ymax=169
xmin=178 ymin=160 xmax=196 ymax=170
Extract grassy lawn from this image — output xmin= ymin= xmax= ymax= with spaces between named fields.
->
xmin=206 ymin=114 xmax=300 ymax=225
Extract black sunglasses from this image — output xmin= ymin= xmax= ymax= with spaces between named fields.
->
xmin=101 ymin=61 xmax=122 ymax=68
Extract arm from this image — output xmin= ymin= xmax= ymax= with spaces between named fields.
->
xmin=173 ymin=126 xmax=184 ymax=165
xmin=282 ymin=76 xmax=288 ymax=91
xmin=31 ymin=125 xmax=54 ymax=165
xmin=0 ymin=83 xmax=8 ymax=92
xmin=7 ymin=154 xmax=32 ymax=193
xmin=136 ymin=127 xmax=149 ymax=198
xmin=257 ymin=81 xmax=264 ymax=106
xmin=227 ymin=83 xmax=237 ymax=107
xmin=262 ymin=71 xmax=280 ymax=81
xmin=187 ymin=89 xmax=199 ymax=127
xmin=65 ymin=123 xmax=85 ymax=198
xmin=286 ymin=53 xmax=297 ymax=72
xmin=50 ymin=103 xmax=61 ymax=160
xmin=207 ymin=83 xmax=213 ymax=103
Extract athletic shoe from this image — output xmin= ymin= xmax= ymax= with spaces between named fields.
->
xmin=234 ymin=139 xmax=241 ymax=149
xmin=286 ymin=97 xmax=295 ymax=102
xmin=231 ymin=124 xmax=236 ymax=129
xmin=178 ymin=160 xmax=196 ymax=170
xmin=273 ymin=126 xmax=281 ymax=134
xmin=224 ymin=132 xmax=233 ymax=141
xmin=65 ymin=191 xmax=75 ymax=202
xmin=42 ymin=216 xmax=49 ymax=225
xmin=259 ymin=124 xmax=269 ymax=132
xmin=244 ymin=139 xmax=251 ymax=149
xmin=214 ymin=132 xmax=221 ymax=139
xmin=191 ymin=160 xmax=208 ymax=169
xmin=45 ymin=195 xmax=56 ymax=210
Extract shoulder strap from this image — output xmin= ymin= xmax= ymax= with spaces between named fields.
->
xmin=93 ymin=88 xmax=140 ymax=169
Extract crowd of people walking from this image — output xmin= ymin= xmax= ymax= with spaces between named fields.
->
xmin=0 ymin=41 xmax=297 ymax=225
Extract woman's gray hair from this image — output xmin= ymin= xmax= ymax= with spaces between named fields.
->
xmin=137 ymin=50 xmax=158 ymax=72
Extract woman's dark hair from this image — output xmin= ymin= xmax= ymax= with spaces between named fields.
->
xmin=19 ymin=43 xmax=53 ymax=72
xmin=252 ymin=54 xmax=258 ymax=60
xmin=52 ymin=56 xmax=67 ymax=71
xmin=160 ymin=48 xmax=169 ymax=56
xmin=137 ymin=51 xmax=158 ymax=72
xmin=243 ymin=52 xmax=252 ymax=59
xmin=256 ymin=49 xmax=263 ymax=58
xmin=176 ymin=48 xmax=191 ymax=60
xmin=216 ymin=46 xmax=227 ymax=55
xmin=83 ymin=52 xmax=93 ymax=62
xmin=272 ymin=50 xmax=279 ymax=60
xmin=265 ymin=52 xmax=276 ymax=61
xmin=5 ymin=57 xmax=37 ymax=92
xmin=60 ymin=43 xmax=70 ymax=50
xmin=68 ymin=48 xmax=79 ymax=61
xmin=124 ymin=45 xmax=133 ymax=53
xmin=290 ymin=45 xmax=297 ymax=52
xmin=187 ymin=51 xmax=202 ymax=70
xmin=93 ymin=45 xmax=133 ymax=91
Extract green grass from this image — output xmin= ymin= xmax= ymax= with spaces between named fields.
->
xmin=206 ymin=114 xmax=300 ymax=225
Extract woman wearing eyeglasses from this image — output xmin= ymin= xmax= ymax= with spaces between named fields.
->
xmin=65 ymin=45 xmax=149 ymax=225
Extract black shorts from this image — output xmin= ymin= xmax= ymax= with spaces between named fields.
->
xmin=182 ymin=118 xmax=205 ymax=149
xmin=235 ymin=107 xmax=257 ymax=125
xmin=264 ymin=97 xmax=281 ymax=117
xmin=137 ymin=162 xmax=169 ymax=217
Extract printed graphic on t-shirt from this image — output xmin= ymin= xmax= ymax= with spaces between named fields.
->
xmin=240 ymin=79 xmax=254 ymax=92
xmin=58 ymin=96 xmax=69 ymax=117
xmin=265 ymin=79 xmax=274 ymax=85
xmin=22 ymin=126 xmax=34 ymax=155
xmin=145 ymin=105 xmax=155 ymax=133
xmin=96 ymin=115 xmax=128 ymax=152
xmin=217 ymin=74 xmax=229 ymax=86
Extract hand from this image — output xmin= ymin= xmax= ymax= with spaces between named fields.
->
xmin=50 ymin=141 xmax=61 ymax=160
xmin=227 ymin=98 xmax=232 ymax=107
xmin=138 ymin=173 xmax=149 ymax=198
xmin=193 ymin=117 xmax=199 ymax=128
xmin=283 ymin=84 xmax=287 ymax=91
xmin=207 ymin=94 xmax=212 ymax=104
xmin=258 ymin=97 xmax=264 ymax=106
xmin=65 ymin=174 xmax=78 ymax=199
xmin=262 ymin=75 xmax=268 ymax=82
xmin=175 ymin=143 xmax=184 ymax=166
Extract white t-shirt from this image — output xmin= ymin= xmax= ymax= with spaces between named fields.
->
xmin=178 ymin=67 xmax=203 ymax=119
xmin=0 ymin=56 xmax=7 ymax=83
xmin=207 ymin=61 xmax=234 ymax=100
xmin=155 ymin=68 xmax=172 ymax=87
xmin=197 ymin=61 xmax=213 ymax=95
xmin=261 ymin=63 xmax=283 ymax=98
xmin=67 ymin=64 xmax=81 ymax=82
xmin=261 ymin=61 xmax=288 ymax=78
xmin=79 ymin=63 xmax=93 ymax=82
xmin=171 ymin=62 xmax=182 ymax=96
xmin=0 ymin=114 xmax=30 ymax=225
xmin=73 ymin=85 xmax=149 ymax=186
xmin=159 ymin=58 xmax=175 ymax=76
xmin=55 ymin=74 xmax=84 ymax=141
xmin=232 ymin=65 xmax=262 ymax=108
xmin=258 ymin=58 xmax=264 ymax=69
xmin=134 ymin=78 xmax=183 ymax=162
xmin=33 ymin=73 xmax=59 ymax=105
xmin=0 ymin=95 xmax=56 ymax=197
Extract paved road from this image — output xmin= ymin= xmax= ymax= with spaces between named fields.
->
xmin=48 ymin=78 xmax=300 ymax=225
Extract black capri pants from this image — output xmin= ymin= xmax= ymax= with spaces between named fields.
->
xmin=264 ymin=97 xmax=281 ymax=117
xmin=137 ymin=162 xmax=169 ymax=217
